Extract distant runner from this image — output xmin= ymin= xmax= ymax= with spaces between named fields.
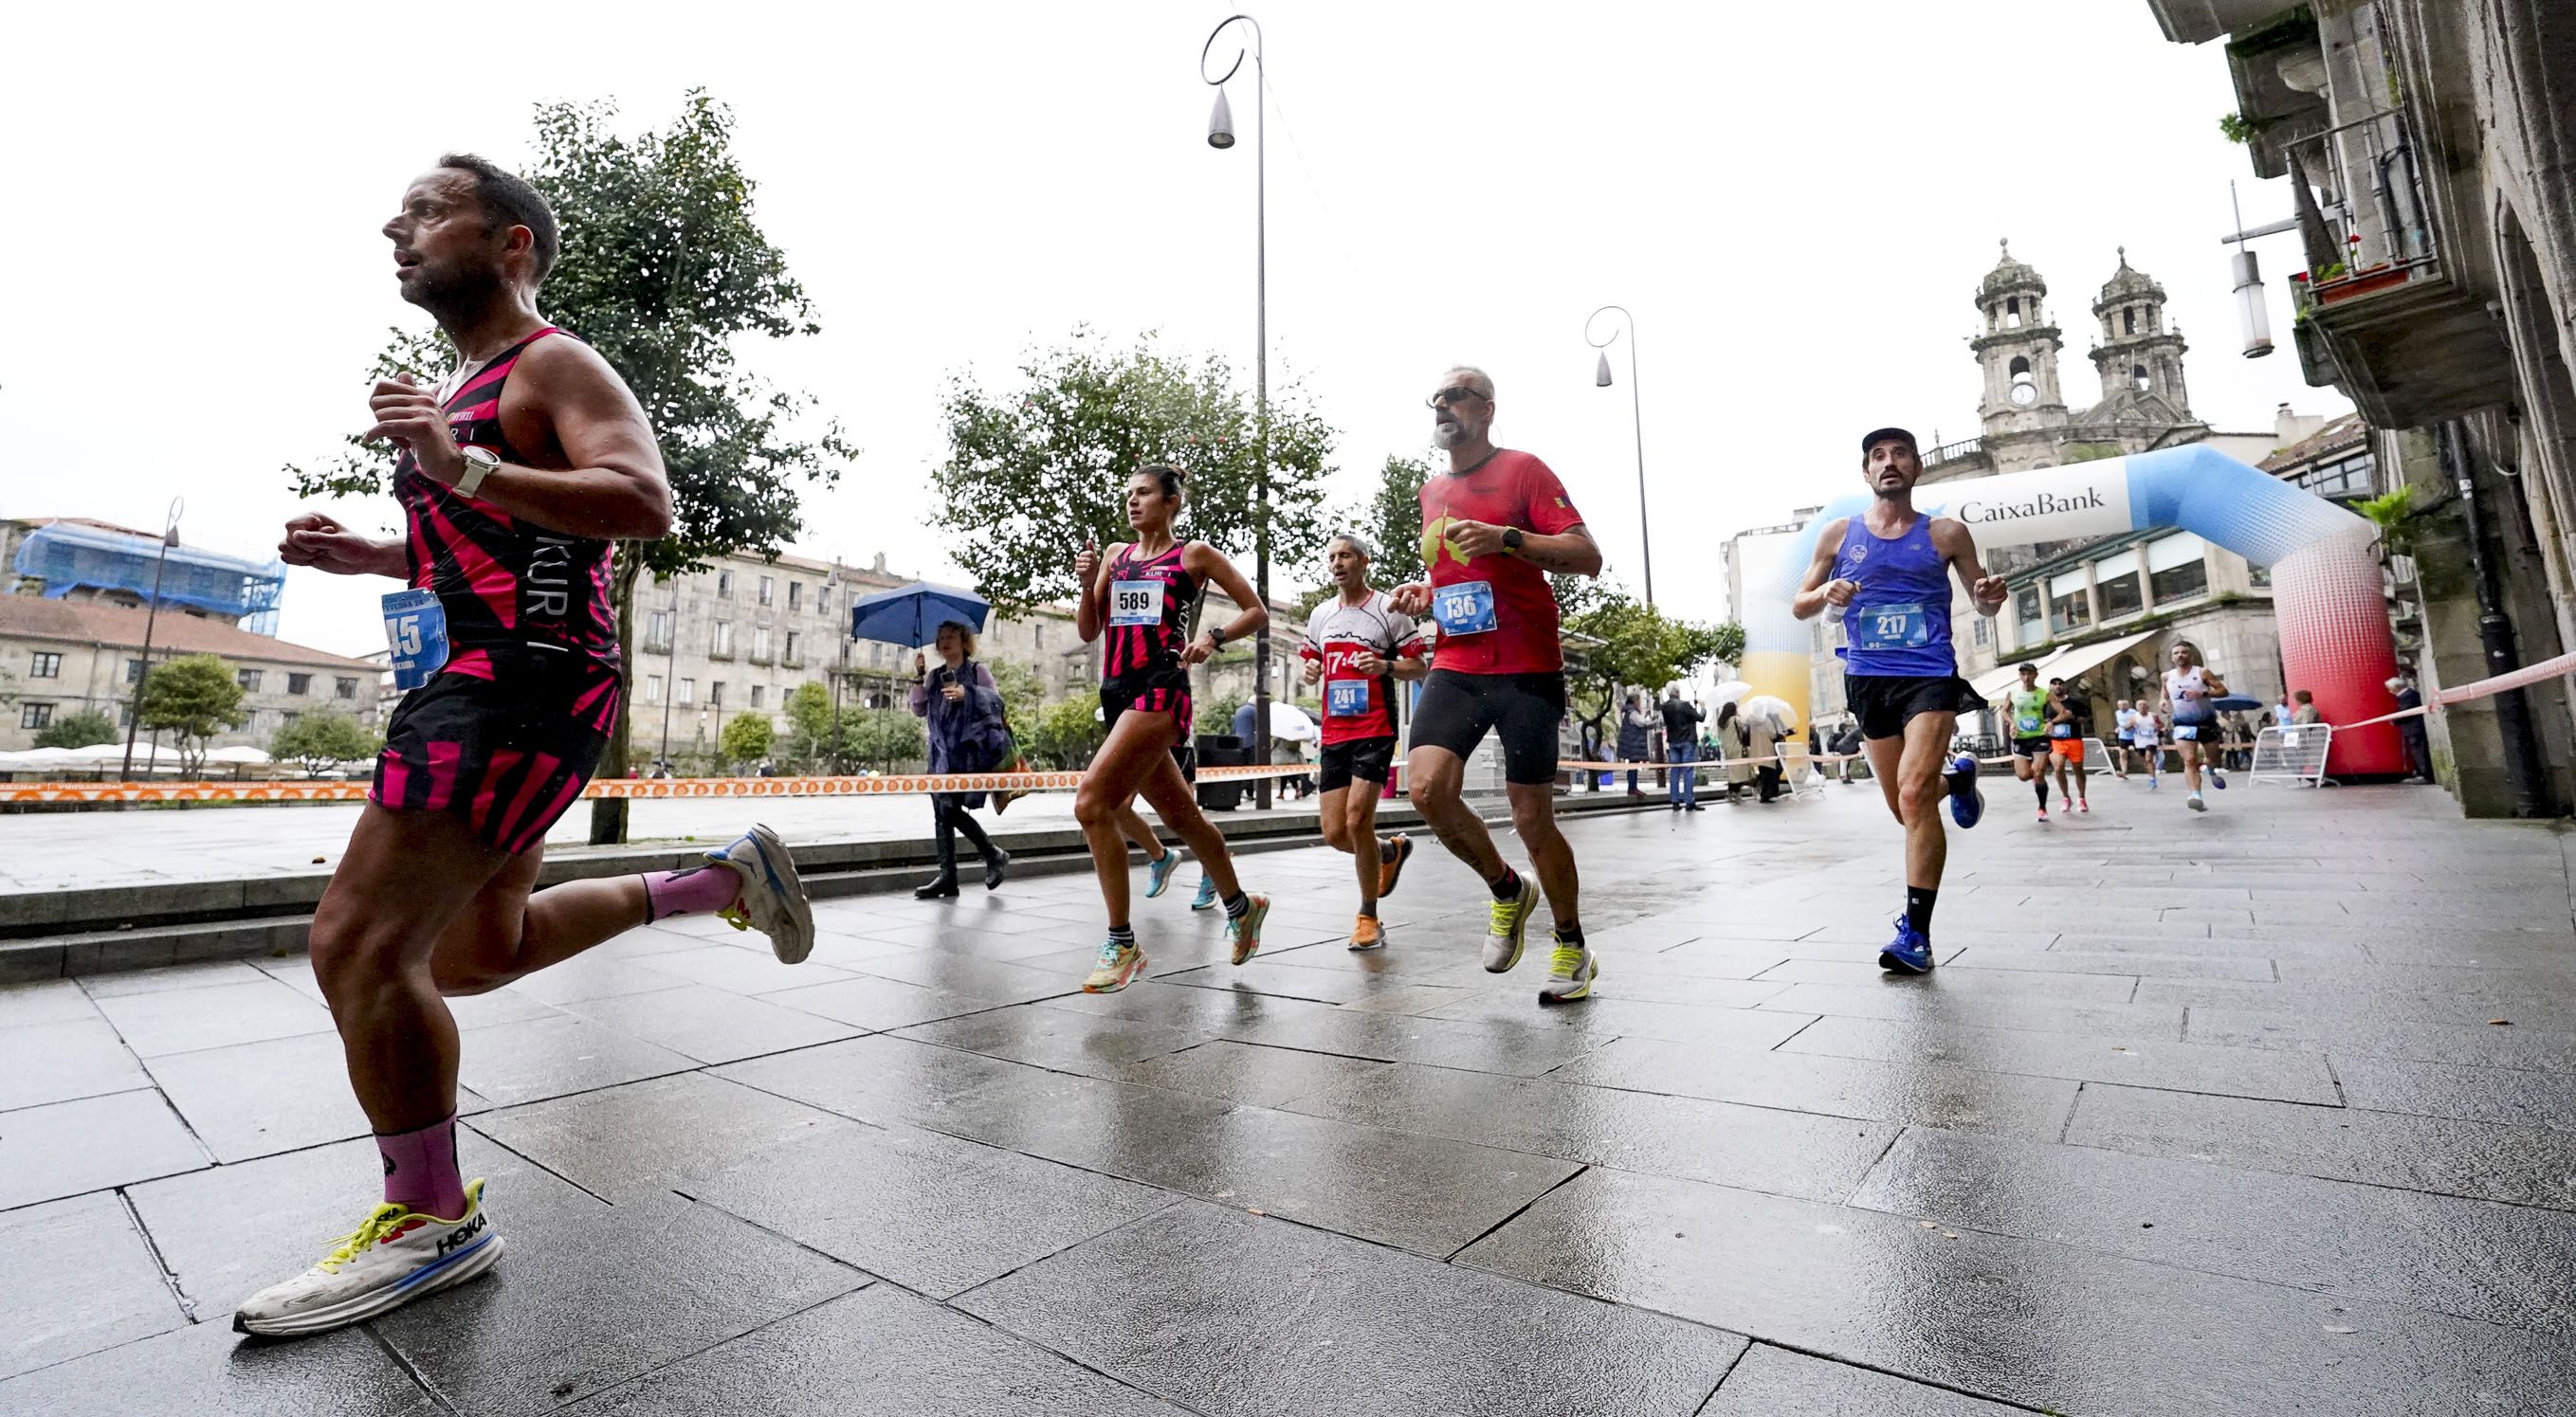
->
xmin=2000 ymin=662 xmax=2055 ymax=823
xmin=2160 ymin=640 xmax=2229 ymax=812
xmin=1794 ymin=426 xmax=2007 ymax=972
xmin=2047 ymin=676 xmax=2090 ymax=814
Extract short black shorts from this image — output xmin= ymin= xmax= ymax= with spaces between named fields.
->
xmin=371 ymin=645 xmax=621 ymax=856
xmin=2012 ymin=736 xmax=2051 ymax=760
xmin=1844 ymin=673 xmax=1973 ymax=742
xmin=1317 ymin=736 xmax=1397 ymax=792
xmin=1101 ymin=668 xmax=1192 ymax=742
xmin=1409 ymin=669 xmax=1563 ymax=785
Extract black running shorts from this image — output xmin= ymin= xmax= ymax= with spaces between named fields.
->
xmin=1844 ymin=673 xmax=1973 ymax=743
xmin=371 ymin=646 xmax=621 ymax=856
xmin=2012 ymin=736 xmax=2051 ymax=760
xmin=1408 ymin=669 xmax=1563 ymax=785
xmin=1317 ymin=736 xmax=1398 ymax=792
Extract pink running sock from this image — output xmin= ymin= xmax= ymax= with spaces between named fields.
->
xmin=377 ymin=1115 xmax=470 ymax=1218
xmin=643 ymin=863 xmax=741 ymax=921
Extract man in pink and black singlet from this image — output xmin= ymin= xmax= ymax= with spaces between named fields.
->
xmin=1388 ymin=366 xmax=1606 ymax=1006
xmin=237 ymin=155 xmax=816 ymax=1337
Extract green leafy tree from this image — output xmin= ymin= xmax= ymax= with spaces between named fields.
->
xmin=1196 ymin=689 xmax=1245 ymax=738
xmin=1561 ymin=594 xmax=1738 ymax=748
xmin=983 ymin=658 xmax=1046 ymax=722
xmin=136 ymin=654 xmax=248 ymax=774
xmin=286 ymin=91 xmax=850 ymax=842
xmin=933 ymin=329 xmax=1334 ymax=616
xmin=844 ymin=707 xmax=926 ymax=773
xmin=718 ymin=710 xmax=775 ymax=769
xmin=778 ymin=681 xmax=837 ymax=770
xmin=33 ymin=708 xmax=117 ymax=750
xmin=1028 ymin=697 xmax=1104 ymax=770
xmin=1363 ymin=454 xmax=1431 ymax=587
xmin=269 ymin=709 xmax=383 ymax=778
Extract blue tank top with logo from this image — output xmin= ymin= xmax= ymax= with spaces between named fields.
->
xmin=1836 ymin=514 xmax=1956 ymax=678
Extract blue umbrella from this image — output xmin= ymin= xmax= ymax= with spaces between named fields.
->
xmin=848 ymin=581 xmax=991 ymax=647
xmin=2210 ymin=695 xmax=2265 ymax=713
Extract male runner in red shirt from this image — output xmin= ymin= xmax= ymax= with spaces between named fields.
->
xmin=1300 ymin=532 xmax=1429 ymax=949
xmin=236 ymin=156 xmax=813 ymax=1336
xmin=1390 ymin=367 xmax=1605 ymax=1004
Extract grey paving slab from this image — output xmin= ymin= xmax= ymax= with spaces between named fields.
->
xmin=373 ymin=1191 xmax=867 ymax=1417
xmin=1781 ymin=1013 xmax=2340 ymax=1103
xmin=449 ymin=1012 xmax=699 ymax=1107
xmin=2067 ymin=1082 xmax=2576 ymax=1210
xmin=1752 ymin=980 xmax=2185 ymax=1041
xmin=493 ymin=952 xmax=700 ymax=1007
xmin=1553 ymin=1035 xmax=2083 ymax=1140
xmin=1701 ymin=1345 xmax=2030 ymax=1416
xmin=2188 ymin=1006 xmax=2576 ymax=1069
xmin=714 ymin=1032 xmax=1052 ymax=1129
xmin=0 ymin=979 xmax=100 ymax=1028
xmin=1852 ymin=1126 xmax=2576 ymax=1332
xmin=2330 ymin=1051 xmax=2576 ymax=1130
xmin=1287 ymin=1064 xmax=1895 ymax=1202
xmin=88 ymin=976 xmax=336 ymax=1058
xmin=466 ymin=1071 xmax=850 ymax=1202
xmin=625 ymin=941 xmax=859 ymax=994
xmin=831 ymin=950 xmax=1085 ymax=1007
xmin=558 ymin=1284 xmax=1191 ymax=1416
xmin=1420 ymin=992 xmax=1818 ymax=1049
xmin=676 ymin=1118 xmax=1171 ymax=1298
xmin=76 ymin=960 xmax=270 ymax=998
xmin=892 ymin=1001 xmax=1218 ymax=1078
xmin=0 ymin=1320 xmax=436 ymax=1417
xmin=0 ymin=1016 xmax=149 ymax=1111
xmin=560 ymin=982 xmax=863 ymax=1064
xmin=1752 ymin=957 xmax=2139 ymax=1000
xmin=1119 ymin=1038 xmax=1390 ymax=1108
xmin=1222 ymin=1003 xmax=1611 ymax=1078
xmin=959 ymin=1201 xmax=1745 ymax=1417
xmin=144 ymin=1027 xmax=496 ymax=1163
xmin=1458 ymin=1165 xmax=2576 ymax=1417
xmin=1946 ymin=946 xmax=2276 ymax=981
xmin=758 ymin=972 xmax=1016 ymax=1032
xmin=0 ymin=1191 xmax=182 ymax=1379
xmin=0 ymin=1089 xmax=207 ymax=1208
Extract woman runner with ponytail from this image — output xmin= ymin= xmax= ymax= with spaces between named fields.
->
xmin=1070 ymin=465 xmax=1271 ymax=992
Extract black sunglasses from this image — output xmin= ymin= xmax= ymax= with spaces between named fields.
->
xmin=1426 ymin=386 xmax=1488 ymax=409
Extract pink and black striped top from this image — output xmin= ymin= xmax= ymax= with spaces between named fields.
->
xmin=395 ymin=326 xmax=621 ymax=671
xmin=1099 ymin=541 xmax=1201 ymax=688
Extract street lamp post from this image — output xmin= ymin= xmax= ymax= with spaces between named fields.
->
xmin=1202 ymin=12 xmax=1274 ymax=810
xmin=655 ymin=576 xmax=680 ymax=774
xmin=1585 ymin=305 xmax=1654 ymax=608
xmin=119 ymin=498 xmax=183 ymax=780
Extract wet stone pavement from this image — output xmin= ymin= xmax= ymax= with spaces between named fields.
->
xmin=4 ymin=776 xmax=2574 ymax=1414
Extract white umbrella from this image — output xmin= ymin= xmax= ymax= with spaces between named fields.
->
xmin=1709 ymin=681 xmax=1753 ymax=706
xmin=1741 ymin=695 xmax=1798 ymax=733
xmin=1267 ymin=702 xmax=1320 ymax=744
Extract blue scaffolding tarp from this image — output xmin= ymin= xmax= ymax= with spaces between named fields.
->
xmin=12 ymin=522 xmax=286 ymax=635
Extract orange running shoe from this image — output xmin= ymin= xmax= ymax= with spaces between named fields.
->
xmin=1348 ymin=914 xmax=1385 ymax=951
xmin=1377 ymin=834 xmax=1414 ymax=898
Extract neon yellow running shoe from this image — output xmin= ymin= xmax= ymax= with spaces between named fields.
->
xmin=1540 ymin=939 xmax=1599 ymax=1006
xmin=1481 ymin=875 xmax=1538 ymax=972
xmin=233 ymin=1178 xmax=502 ymax=1336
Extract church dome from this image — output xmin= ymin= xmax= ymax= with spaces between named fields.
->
xmin=1979 ymin=238 xmax=2045 ymax=299
xmin=2095 ymin=246 xmax=2165 ymax=308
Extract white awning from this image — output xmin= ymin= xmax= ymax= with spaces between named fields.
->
xmin=1966 ymin=628 xmax=2157 ymax=702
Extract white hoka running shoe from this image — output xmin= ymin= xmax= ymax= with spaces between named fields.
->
xmin=707 ymin=824 xmax=814 ymax=965
xmin=233 ymin=1179 xmax=502 ymax=1337
xmin=1482 ymin=875 xmax=1540 ymax=972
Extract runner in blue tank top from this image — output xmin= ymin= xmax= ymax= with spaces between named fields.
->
xmin=1793 ymin=427 xmax=2008 ymax=972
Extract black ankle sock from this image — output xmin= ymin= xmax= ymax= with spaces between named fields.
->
xmin=1553 ymin=922 xmax=1585 ymax=946
xmin=1358 ymin=904 xmax=1378 ymax=919
xmin=1905 ymin=886 xmax=1937 ymax=937
xmin=1488 ymin=866 xmax=1523 ymax=902
xmin=1223 ymin=891 xmax=1251 ymax=920
xmin=1107 ymin=923 xmax=1135 ymax=945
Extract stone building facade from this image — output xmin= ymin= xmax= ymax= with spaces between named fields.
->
xmin=0 ymin=596 xmax=379 ymax=754
xmin=2146 ymin=0 xmax=2576 ymax=815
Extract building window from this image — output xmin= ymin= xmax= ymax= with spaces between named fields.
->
xmin=752 ymin=627 xmax=772 ymax=662
xmin=787 ymin=581 xmax=803 ymax=611
xmin=1971 ymin=617 xmax=1990 ymax=648
xmin=237 ymin=668 xmax=264 ymax=692
xmin=2123 ymin=307 xmax=2138 ymax=336
xmin=758 ymin=575 xmax=775 ymax=607
xmin=1033 ymin=623 xmax=1047 ymax=652
xmin=2295 ymin=450 xmax=2375 ymax=500
xmin=2048 ymin=587 xmax=2092 ymax=636
xmin=127 ymin=658 xmax=146 ymax=683
xmin=710 ymin=681 xmax=726 ymax=707
xmin=2151 ymin=558 xmax=2208 ymax=601
xmin=717 ymin=570 xmax=734 ymax=599
xmin=646 ymin=609 xmax=671 ymax=648
xmin=281 ymin=710 xmax=300 ymax=727
xmin=711 ymin=621 xmax=735 ymax=658
xmin=2004 ymin=296 xmax=2022 ymax=329
xmin=2014 ymin=586 xmax=2042 ymax=627
xmin=2131 ymin=363 xmax=2151 ymax=392
xmin=2249 ymin=562 xmax=2273 ymax=588
xmin=817 ymin=586 xmax=831 ymax=614
xmin=868 ymin=643 xmax=883 ymax=668
xmin=336 ymin=677 xmax=358 ymax=699
xmin=679 ymin=678 xmax=696 ymax=705
xmin=2097 ymin=571 xmax=2144 ymax=619
xmin=288 ymin=672 xmax=311 ymax=696
xmin=29 ymin=652 xmax=61 ymax=679
xmin=784 ymin=630 xmax=800 ymax=663
xmin=2007 ymin=354 xmax=2037 ymax=408
xmin=644 ymin=674 xmax=663 ymax=703
xmin=750 ymin=684 xmax=765 ymax=708
xmin=21 ymin=702 xmax=53 ymax=730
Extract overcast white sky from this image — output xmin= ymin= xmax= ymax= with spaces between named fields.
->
xmin=2 ymin=1 xmax=2342 ymax=659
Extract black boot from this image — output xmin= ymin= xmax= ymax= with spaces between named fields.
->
xmin=983 ymin=849 xmax=1011 ymax=891
xmin=914 ymin=873 xmax=959 ymax=899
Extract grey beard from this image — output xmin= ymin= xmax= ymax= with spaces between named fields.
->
xmin=1432 ymin=423 xmax=1467 ymax=450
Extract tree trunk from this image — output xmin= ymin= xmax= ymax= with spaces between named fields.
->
xmin=587 ymin=548 xmax=647 ymax=845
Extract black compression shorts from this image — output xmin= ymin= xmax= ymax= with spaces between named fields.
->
xmin=1408 ymin=669 xmax=1563 ymax=785
xmin=1317 ymin=736 xmax=1397 ymax=792
xmin=1845 ymin=673 xmax=1973 ymax=742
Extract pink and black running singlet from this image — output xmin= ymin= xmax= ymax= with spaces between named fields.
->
xmin=368 ymin=326 xmax=627 ymax=855
xmin=1096 ymin=540 xmax=1200 ymax=737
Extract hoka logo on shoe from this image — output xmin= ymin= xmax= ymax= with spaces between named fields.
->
xmin=437 ymin=1211 xmax=487 ymax=1256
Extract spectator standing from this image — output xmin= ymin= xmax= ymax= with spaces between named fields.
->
xmin=909 ymin=622 xmax=1013 ymax=898
xmin=1658 ymin=688 xmax=1706 ymax=812
xmin=2387 ymin=672 xmax=2435 ymax=782
xmin=1617 ymin=691 xmax=1654 ymax=797
xmin=2292 ymin=689 xmax=2323 ymax=726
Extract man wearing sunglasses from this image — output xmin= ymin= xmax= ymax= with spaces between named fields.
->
xmin=1388 ymin=367 xmax=1605 ymax=1005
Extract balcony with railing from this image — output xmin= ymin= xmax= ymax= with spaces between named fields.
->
xmin=2281 ymin=107 xmax=2512 ymax=427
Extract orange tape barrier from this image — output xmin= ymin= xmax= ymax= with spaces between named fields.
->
xmin=0 ymin=762 xmax=1324 ymax=806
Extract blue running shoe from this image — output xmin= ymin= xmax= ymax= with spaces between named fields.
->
xmin=1945 ymin=752 xmax=1984 ymax=829
xmin=1190 ymin=876 xmax=1220 ymax=911
xmin=1144 ymin=849 xmax=1181 ymax=899
xmin=2209 ymin=766 xmax=2227 ymax=790
xmin=1878 ymin=917 xmax=1935 ymax=974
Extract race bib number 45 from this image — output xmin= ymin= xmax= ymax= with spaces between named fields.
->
xmin=1108 ymin=580 xmax=1160 ymax=627
xmin=1853 ymin=602 xmax=1929 ymax=651
xmin=380 ymin=588 xmax=450 ymax=691
xmin=1433 ymin=580 xmax=1497 ymax=636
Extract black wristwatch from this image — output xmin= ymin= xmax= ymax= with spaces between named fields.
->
xmin=1207 ymin=626 xmax=1228 ymax=648
xmin=1502 ymin=527 xmax=1525 ymax=554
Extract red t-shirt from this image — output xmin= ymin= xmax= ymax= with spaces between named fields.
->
xmin=1299 ymin=590 xmax=1427 ymax=745
xmin=1417 ymin=449 xmax=1586 ymax=675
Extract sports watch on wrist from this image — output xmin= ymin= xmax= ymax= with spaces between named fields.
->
xmin=1502 ymin=526 xmax=1525 ymax=554
xmin=1207 ymin=626 xmax=1228 ymax=648
xmin=454 ymin=445 xmax=502 ymax=498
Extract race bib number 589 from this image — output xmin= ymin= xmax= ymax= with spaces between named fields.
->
xmin=1108 ymin=580 xmax=1159 ymax=627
